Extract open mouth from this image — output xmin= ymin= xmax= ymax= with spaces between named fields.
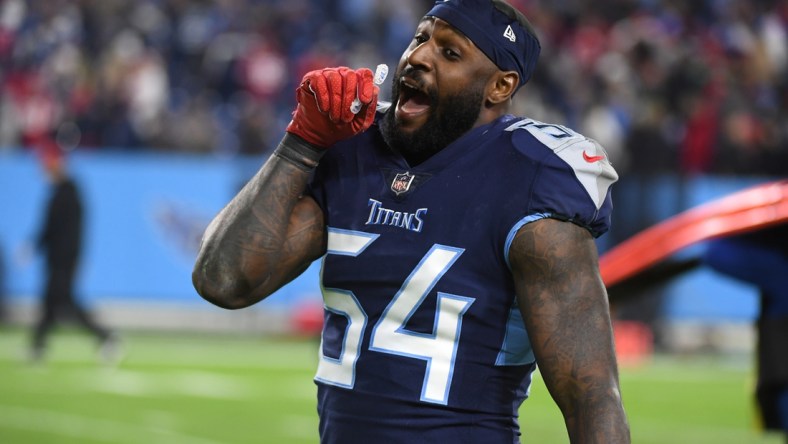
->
xmin=396 ymin=80 xmax=431 ymax=119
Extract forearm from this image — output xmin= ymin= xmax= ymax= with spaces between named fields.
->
xmin=527 ymin=285 xmax=628 ymax=442
xmin=538 ymin=312 xmax=629 ymax=443
xmin=193 ymin=134 xmax=325 ymax=309
xmin=533 ymin=303 xmax=629 ymax=443
xmin=564 ymin=390 xmax=629 ymax=444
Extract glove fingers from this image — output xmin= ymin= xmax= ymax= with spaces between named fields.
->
xmin=356 ymin=93 xmax=378 ymax=131
xmin=356 ymin=68 xmax=375 ymax=105
xmin=304 ymin=72 xmax=330 ymax=113
xmin=339 ymin=68 xmax=359 ymax=123
xmin=288 ymin=66 xmax=379 ymax=148
xmin=321 ymin=69 xmax=343 ymax=122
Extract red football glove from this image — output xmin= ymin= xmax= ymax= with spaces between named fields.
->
xmin=285 ymin=67 xmax=378 ymax=148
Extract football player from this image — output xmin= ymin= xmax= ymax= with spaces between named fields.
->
xmin=193 ymin=0 xmax=630 ymax=442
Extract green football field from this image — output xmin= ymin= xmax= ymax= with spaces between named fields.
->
xmin=0 ymin=326 xmax=783 ymax=444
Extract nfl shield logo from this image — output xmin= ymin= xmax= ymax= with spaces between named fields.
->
xmin=391 ymin=172 xmax=415 ymax=195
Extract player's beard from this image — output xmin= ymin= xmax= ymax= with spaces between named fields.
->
xmin=380 ymin=73 xmax=484 ymax=166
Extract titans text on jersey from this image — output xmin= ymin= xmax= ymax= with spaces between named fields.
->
xmin=365 ymin=198 xmax=428 ymax=232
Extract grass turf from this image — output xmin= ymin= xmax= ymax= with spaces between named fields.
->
xmin=0 ymin=327 xmax=783 ymax=443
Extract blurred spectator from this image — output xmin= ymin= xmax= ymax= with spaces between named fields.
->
xmin=30 ymin=139 xmax=119 ymax=364
xmin=0 ymin=0 xmax=785 ymax=174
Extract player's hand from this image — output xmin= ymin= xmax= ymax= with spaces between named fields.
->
xmin=285 ymin=67 xmax=378 ymax=148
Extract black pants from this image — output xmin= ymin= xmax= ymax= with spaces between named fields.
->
xmin=32 ymin=265 xmax=109 ymax=352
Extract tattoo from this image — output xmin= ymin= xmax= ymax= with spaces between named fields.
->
xmin=509 ymin=218 xmax=630 ymax=443
xmin=193 ymin=150 xmax=326 ymax=309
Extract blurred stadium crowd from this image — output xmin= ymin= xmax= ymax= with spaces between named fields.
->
xmin=1 ymin=0 xmax=787 ymax=177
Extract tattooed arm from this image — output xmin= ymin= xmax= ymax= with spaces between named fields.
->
xmin=193 ymin=65 xmax=378 ymax=309
xmin=509 ymin=218 xmax=630 ymax=443
xmin=192 ymin=135 xmax=327 ymax=309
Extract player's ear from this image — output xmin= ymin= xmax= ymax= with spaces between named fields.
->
xmin=486 ymin=71 xmax=518 ymax=105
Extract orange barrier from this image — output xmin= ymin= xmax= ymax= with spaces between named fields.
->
xmin=600 ymin=180 xmax=788 ymax=288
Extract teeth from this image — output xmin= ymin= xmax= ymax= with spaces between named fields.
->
xmin=400 ymin=77 xmax=419 ymax=91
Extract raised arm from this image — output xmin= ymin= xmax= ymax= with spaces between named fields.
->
xmin=509 ymin=218 xmax=630 ymax=443
xmin=192 ymin=135 xmax=327 ymax=309
xmin=193 ymin=66 xmax=379 ymax=309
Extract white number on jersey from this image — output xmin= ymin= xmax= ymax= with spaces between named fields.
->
xmin=315 ymin=228 xmax=475 ymax=405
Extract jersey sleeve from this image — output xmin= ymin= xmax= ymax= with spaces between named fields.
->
xmin=510 ymin=120 xmax=618 ymax=238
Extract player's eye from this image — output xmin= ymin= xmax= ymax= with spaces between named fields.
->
xmin=413 ymin=33 xmax=428 ymax=44
xmin=443 ymin=48 xmax=460 ymax=60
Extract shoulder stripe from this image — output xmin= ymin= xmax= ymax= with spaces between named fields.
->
xmin=553 ymin=138 xmax=618 ymax=210
xmin=506 ymin=118 xmax=618 ymax=210
xmin=504 ymin=118 xmax=584 ymax=150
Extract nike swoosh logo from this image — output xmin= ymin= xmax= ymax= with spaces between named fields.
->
xmin=583 ymin=151 xmax=605 ymax=163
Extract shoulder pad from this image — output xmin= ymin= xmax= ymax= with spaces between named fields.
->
xmin=506 ymin=118 xmax=618 ymax=210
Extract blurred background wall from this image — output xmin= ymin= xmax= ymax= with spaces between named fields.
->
xmin=0 ymin=0 xmax=786 ymax=349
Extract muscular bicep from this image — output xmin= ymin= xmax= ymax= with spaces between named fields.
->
xmin=509 ymin=218 xmax=623 ymax=433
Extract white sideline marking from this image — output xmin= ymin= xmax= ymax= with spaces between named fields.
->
xmin=0 ymin=404 xmax=223 ymax=444
xmin=85 ymin=369 xmax=315 ymax=400
xmin=88 ymin=370 xmax=251 ymax=399
xmin=171 ymin=371 xmax=251 ymax=398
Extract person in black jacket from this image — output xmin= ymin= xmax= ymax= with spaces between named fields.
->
xmin=31 ymin=144 xmax=118 ymax=363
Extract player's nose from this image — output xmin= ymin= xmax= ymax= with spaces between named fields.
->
xmin=405 ymin=40 xmax=434 ymax=73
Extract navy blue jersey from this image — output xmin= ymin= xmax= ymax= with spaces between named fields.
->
xmin=307 ymin=111 xmax=617 ymax=443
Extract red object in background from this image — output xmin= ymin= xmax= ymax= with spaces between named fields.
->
xmin=680 ymin=98 xmax=719 ymax=174
xmin=4 ymin=71 xmax=58 ymax=147
xmin=291 ymin=300 xmax=324 ymax=337
xmin=239 ymin=42 xmax=288 ymax=100
xmin=613 ymin=321 xmax=654 ymax=367
xmin=31 ymin=135 xmax=64 ymax=168
xmin=600 ymin=180 xmax=788 ymax=288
